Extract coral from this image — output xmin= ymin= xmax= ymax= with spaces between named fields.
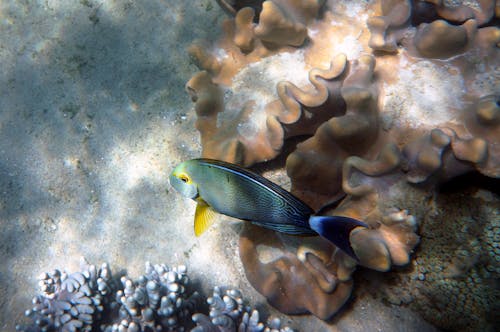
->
xmin=16 ymin=257 xmax=115 ymax=332
xmin=17 ymin=260 xmax=293 ymax=332
xmin=187 ymin=0 xmax=329 ymax=166
xmin=369 ymin=0 xmax=499 ymax=59
xmin=226 ymin=0 xmax=327 ymax=50
xmin=216 ymin=1 xmax=265 ymax=18
xmin=234 ymin=8 xmax=258 ymax=53
xmin=239 ymin=224 xmax=353 ymax=320
xmin=350 ymin=210 xmax=420 ymax=271
xmin=475 ymin=94 xmax=500 ymax=126
xmin=107 ymin=262 xmax=200 ymax=332
xmin=413 ymin=19 xmax=477 ymax=58
xmin=403 ymin=94 xmax=500 ymax=183
xmin=365 ymin=188 xmax=500 ymax=332
xmin=367 ymin=0 xmax=412 ymax=52
xmin=192 ymin=286 xmax=294 ymax=332
xmin=188 ymin=0 xmax=499 ymax=327
xmin=185 ymin=67 xmax=285 ymax=165
xmin=285 ymin=54 xmax=380 ymax=208
xmin=403 ymin=128 xmax=487 ymax=183
xmin=422 ymin=0 xmax=496 ymax=25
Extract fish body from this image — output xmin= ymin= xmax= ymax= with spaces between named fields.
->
xmin=169 ymin=158 xmax=367 ymax=259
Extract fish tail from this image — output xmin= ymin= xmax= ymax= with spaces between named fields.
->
xmin=308 ymin=215 xmax=368 ymax=260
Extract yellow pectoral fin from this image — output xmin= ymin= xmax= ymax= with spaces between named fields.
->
xmin=194 ymin=199 xmax=217 ymax=237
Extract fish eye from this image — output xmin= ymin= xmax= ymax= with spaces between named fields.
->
xmin=179 ymin=173 xmax=190 ymax=183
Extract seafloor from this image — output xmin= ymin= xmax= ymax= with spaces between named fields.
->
xmin=0 ymin=1 xmax=497 ymax=331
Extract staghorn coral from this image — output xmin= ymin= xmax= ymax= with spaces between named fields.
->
xmin=186 ymin=0 xmax=500 ymax=327
xmin=17 ymin=259 xmax=294 ymax=332
xmin=107 ymin=262 xmax=201 ymax=332
xmin=16 ymin=257 xmax=115 ymax=332
xmin=192 ymin=286 xmax=294 ymax=332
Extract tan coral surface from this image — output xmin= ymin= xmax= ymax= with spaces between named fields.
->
xmin=185 ymin=0 xmax=499 ymax=329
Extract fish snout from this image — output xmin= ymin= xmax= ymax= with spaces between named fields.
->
xmin=169 ymin=173 xmax=198 ymax=199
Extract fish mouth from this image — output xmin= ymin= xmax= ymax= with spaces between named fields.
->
xmin=168 ymin=173 xmax=177 ymax=188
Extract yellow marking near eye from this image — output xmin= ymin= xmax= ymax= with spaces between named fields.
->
xmin=178 ymin=172 xmax=192 ymax=184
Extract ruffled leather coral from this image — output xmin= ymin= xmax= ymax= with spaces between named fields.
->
xmin=216 ymin=0 xmax=265 ymax=18
xmin=368 ymin=0 xmax=499 ymax=59
xmin=186 ymin=0 xmax=499 ymax=325
xmin=228 ymin=0 xmax=327 ymax=52
xmin=413 ymin=19 xmax=477 ymax=58
xmin=186 ymin=0 xmax=334 ymax=166
xmin=367 ymin=0 xmax=412 ymax=52
xmin=422 ymin=0 xmax=496 ymax=25
xmin=350 ymin=209 xmax=419 ymax=271
xmin=239 ymin=224 xmax=353 ymax=320
xmin=286 ymin=54 xmax=380 ymax=208
xmin=237 ymin=0 xmax=326 ymax=49
xmin=186 ymin=69 xmax=281 ymax=165
xmin=404 ymin=94 xmax=500 ymax=182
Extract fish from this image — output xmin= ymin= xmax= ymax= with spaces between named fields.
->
xmin=169 ymin=158 xmax=368 ymax=259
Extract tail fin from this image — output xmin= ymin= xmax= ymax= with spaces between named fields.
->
xmin=309 ymin=215 xmax=368 ymax=260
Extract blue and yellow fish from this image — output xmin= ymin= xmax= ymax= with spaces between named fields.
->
xmin=169 ymin=158 xmax=367 ymax=259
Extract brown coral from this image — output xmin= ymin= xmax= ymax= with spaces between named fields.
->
xmin=239 ymin=224 xmax=353 ymax=320
xmin=368 ymin=187 xmax=500 ymax=332
xmin=227 ymin=0 xmax=327 ymax=52
xmin=186 ymin=51 xmax=348 ymax=166
xmin=369 ymin=0 xmax=498 ymax=59
xmin=403 ymin=94 xmax=500 ymax=183
xmin=413 ymin=19 xmax=477 ymax=58
xmin=475 ymin=94 xmax=500 ymax=126
xmin=186 ymin=0 xmax=499 ymax=327
xmin=367 ymin=0 xmax=412 ymax=52
xmin=234 ymin=7 xmax=257 ymax=52
xmin=187 ymin=0 xmax=330 ymax=166
xmin=216 ymin=0 xmax=265 ymax=18
xmin=350 ymin=210 xmax=419 ymax=271
xmin=423 ymin=0 xmax=496 ymax=25
xmin=286 ymin=55 xmax=380 ymax=209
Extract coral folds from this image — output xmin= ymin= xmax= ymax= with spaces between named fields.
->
xmin=186 ymin=0 xmax=499 ymax=326
xmin=239 ymin=225 xmax=353 ymax=320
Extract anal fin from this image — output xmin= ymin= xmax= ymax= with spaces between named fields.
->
xmin=194 ymin=198 xmax=217 ymax=236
